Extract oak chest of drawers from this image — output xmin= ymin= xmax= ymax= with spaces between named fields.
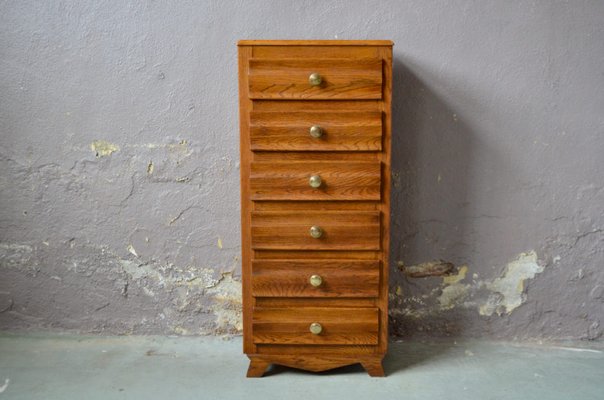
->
xmin=238 ymin=40 xmax=393 ymax=377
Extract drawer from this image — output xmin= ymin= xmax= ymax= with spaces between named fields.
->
xmin=252 ymin=260 xmax=380 ymax=298
xmin=250 ymin=161 xmax=381 ymax=201
xmin=248 ymin=58 xmax=382 ymax=100
xmin=251 ymin=211 xmax=380 ymax=250
xmin=250 ymin=111 xmax=382 ymax=152
xmin=252 ymin=307 xmax=379 ymax=345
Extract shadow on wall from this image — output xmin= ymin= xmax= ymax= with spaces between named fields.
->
xmin=389 ymin=56 xmax=476 ymax=338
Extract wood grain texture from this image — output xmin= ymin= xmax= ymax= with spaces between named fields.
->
xmin=246 ymin=355 xmax=385 ymax=377
xmin=253 ymin=307 xmax=378 ymax=345
xmin=251 ymin=211 xmax=380 ymax=250
xmin=238 ymin=45 xmax=255 ymax=355
xmin=255 ymin=297 xmax=377 ymax=308
xmin=239 ymin=40 xmax=394 ymax=46
xmin=249 ymin=58 xmax=382 ymax=100
xmin=376 ymin=46 xmax=392 ymax=356
xmin=250 ymin=110 xmax=382 ymax=151
xmin=250 ymin=161 xmax=381 ymax=201
xmin=246 ymin=358 xmax=271 ymax=378
xmin=361 ymin=359 xmax=386 ymax=377
xmin=255 ymin=344 xmax=378 ymax=355
xmin=252 ymin=260 xmax=380 ymax=298
xmin=239 ymin=40 xmax=392 ymax=377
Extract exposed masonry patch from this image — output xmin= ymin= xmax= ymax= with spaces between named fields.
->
xmin=392 ymin=251 xmax=545 ymax=318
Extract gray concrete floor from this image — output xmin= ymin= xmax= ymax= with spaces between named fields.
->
xmin=0 ymin=334 xmax=602 ymax=400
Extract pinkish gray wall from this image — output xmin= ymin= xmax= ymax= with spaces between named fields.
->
xmin=1 ymin=1 xmax=603 ymax=340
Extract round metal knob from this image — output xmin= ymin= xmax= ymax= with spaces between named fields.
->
xmin=309 ymin=225 xmax=323 ymax=239
xmin=309 ymin=175 xmax=322 ymax=188
xmin=309 ymin=274 xmax=323 ymax=287
xmin=309 ymin=322 xmax=323 ymax=335
xmin=308 ymin=72 xmax=322 ymax=86
xmin=309 ymin=125 xmax=323 ymax=138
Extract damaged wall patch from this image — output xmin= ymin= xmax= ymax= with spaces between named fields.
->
xmin=480 ymin=251 xmax=544 ymax=316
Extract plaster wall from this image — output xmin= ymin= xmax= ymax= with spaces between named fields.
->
xmin=1 ymin=0 xmax=603 ymax=339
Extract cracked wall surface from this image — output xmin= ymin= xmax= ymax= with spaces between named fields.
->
xmin=1 ymin=1 xmax=603 ymax=340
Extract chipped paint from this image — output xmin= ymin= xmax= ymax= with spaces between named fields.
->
xmin=147 ymin=161 xmax=154 ymax=174
xmin=90 ymin=140 xmax=119 ymax=157
xmin=396 ymin=252 xmax=547 ymax=318
xmin=401 ymin=260 xmax=454 ymax=277
xmin=438 ymin=284 xmax=469 ymax=310
xmin=206 ymin=272 xmax=243 ymax=333
xmin=480 ymin=251 xmax=544 ymax=316
xmin=127 ymin=245 xmax=138 ymax=257
xmin=217 ymin=237 xmax=223 ymax=249
xmin=0 ymin=243 xmax=35 ymax=273
xmin=443 ymin=265 xmax=468 ymax=284
xmin=119 ymin=260 xmax=220 ymax=289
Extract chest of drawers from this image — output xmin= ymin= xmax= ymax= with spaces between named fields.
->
xmin=238 ymin=40 xmax=393 ymax=377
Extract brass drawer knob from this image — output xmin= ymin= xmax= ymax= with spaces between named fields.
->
xmin=309 ymin=322 xmax=323 ymax=335
xmin=309 ymin=225 xmax=323 ymax=239
xmin=309 ymin=274 xmax=323 ymax=287
xmin=309 ymin=125 xmax=323 ymax=138
xmin=309 ymin=174 xmax=322 ymax=188
xmin=308 ymin=72 xmax=322 ymax=86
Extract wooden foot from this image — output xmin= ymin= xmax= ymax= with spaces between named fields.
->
xmin=361 ymin=358 xmax=385 ymax=377
xmin=246 ymin=358 xmax=271 ymax=378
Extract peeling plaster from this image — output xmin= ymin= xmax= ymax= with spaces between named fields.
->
xmin=127 ymin=245 xmax=138 ymax=258
xmin=397 ymin=251 xmax=546 ymax=318
xmin=206 ymin=272 xmax=243 ymax=334
xmin=437 ymin=266 xmax=470 ymax=310
xmin=118 ymin=260 xmax=220 ymax=289
xmin=480 ymin=251 xmax=544 ymax=316
xmin=90 ymin=140 xmax=119 ymax=157
xmin=0 ymin=243 xmax=33 ymax=269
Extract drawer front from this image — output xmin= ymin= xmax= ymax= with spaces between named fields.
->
xmin=250 ymin=161 xmax=381 ymax=201
xmin=253 ymin=307 xmax=379 ymax=345
xmin=251 ymin=211 xmax=380 ymax=250
xmin=248 ymin=58 xmax=382 ymax=100
xmin=252 ymin=260 xmax=380 ymax=298
xmin=250 ymin=111 xmax=382 ymax=152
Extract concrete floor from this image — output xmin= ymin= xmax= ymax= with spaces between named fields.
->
xmin=0 ymin=334 xmax=602 ymax=400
